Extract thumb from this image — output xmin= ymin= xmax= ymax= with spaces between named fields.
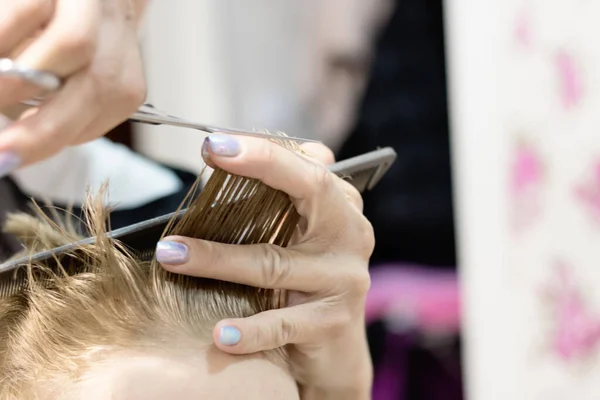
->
xmin=212 ymin=304 xmax=322 ymax=355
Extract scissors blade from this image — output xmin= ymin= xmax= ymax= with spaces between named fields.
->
xmin=20 ymin=99 xmax=321 ymax=144
xmin=131 ymin=104 xmax=320 ymax=143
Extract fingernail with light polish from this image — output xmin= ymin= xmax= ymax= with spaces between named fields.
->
xmin=0 ymin=151 xmax=20 ymax=178
xmin=207 ymin=135 xmax=241 ymax=157
xmin=202 ymin=137 xmax=210 ymax=159
xmin=155 ymin=241 xmax=189 ymax=265
xmin=219 ymin=326 xmax=241 ymax=346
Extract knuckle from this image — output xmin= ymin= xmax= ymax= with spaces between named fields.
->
xmin=313 ymin=162 xmax=333 ymax=188
xmin=356 ymin=217 xmax=376 ymax=257
xmin=344 ymin=268 xmax=371 ymax=297
xmin=301 ymin=143 xmax=335 ymax=165
xmin=259 ymin=246 xmax=291 ymax=288
xmin=307 ymin=162 xmax=334 ymax=197
xmin=258 ymin=140 xmax=277 ymax=167
xmin=320 ymin=145 xmax=336 ymax=165
xmin=277 ymin=316 xmax=296 ymax=346
xmin=36 ymin=119 xmax=60 ymax=140
xmin=346 ymin=185 xmax=364 ymax=210
xmin=121 ymin=78 xmax=147 ymax=110
xmin=338 ymin=213 xmax=375 ymax=258
xmin=56 ymin=31 xmax=96 ymax=61
xmin=252 ymin=316 xmax=296 ymax=351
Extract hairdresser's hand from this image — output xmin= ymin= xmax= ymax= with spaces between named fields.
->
xmin=0 ymin=0 xmax=147 ymax=176
xmin=158 ymin=136 xmax=373 ymax=400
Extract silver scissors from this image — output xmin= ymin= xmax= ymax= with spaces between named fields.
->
xmin=0 ymin=58 xmax=320 ymax=144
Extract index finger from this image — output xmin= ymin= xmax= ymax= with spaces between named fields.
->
xmin=202 ymin=134 xmax=347 ymax=219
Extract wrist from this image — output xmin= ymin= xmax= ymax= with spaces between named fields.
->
xmin=300 ymin=362 xmax=372 ymax=399
xmin=300 ymin=325 xmax=373 ymax=400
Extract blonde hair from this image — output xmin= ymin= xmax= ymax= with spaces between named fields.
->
xmin=0 ymin=152 xmax=300 ymax=398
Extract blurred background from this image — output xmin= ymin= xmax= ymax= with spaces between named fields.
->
xmin=103 ymin=1 xmax=462 ymax=399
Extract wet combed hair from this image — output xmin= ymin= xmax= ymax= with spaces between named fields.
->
xmin=0 ymin=140 xmax=303 ymax=399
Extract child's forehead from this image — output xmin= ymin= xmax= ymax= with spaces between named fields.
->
xmin=70 ymin=349 xmax=298 ymax=400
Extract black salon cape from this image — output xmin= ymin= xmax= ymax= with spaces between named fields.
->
xmin=0 ymin=167 xmax=197 ymax=262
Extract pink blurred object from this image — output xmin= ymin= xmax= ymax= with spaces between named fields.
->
xmin=574 ymin=161 xmax=600 ymax=222
xmin=510 ymin=144 xmax=543 ymax=231
xmin=366 ymin=265 xmax=461 ymax=334
xmin=555 ymin=51 xmax=583 ymax=110
xmin=511 ymin=145 xmax=542 ymax=196
xmin=515 ymin=9 xmax=532 ymax=49
xmin=546 ymin=263 xmax=600 ymax=361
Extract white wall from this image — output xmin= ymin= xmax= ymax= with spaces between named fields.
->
xmin=444 ymin=1 xmax=510 ymax=398
xmin=135 ymin=0 xmax=230 ymax=173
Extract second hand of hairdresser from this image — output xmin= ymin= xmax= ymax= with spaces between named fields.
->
xmin=0 ymin=0 xmax=146 ymax=177
xmin=0 ymin=1 xmax=374 ymax=399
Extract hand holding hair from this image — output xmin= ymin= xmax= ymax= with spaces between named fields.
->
xmin=156 ymin=135 xmax=374 ymax=399
xmin=0 ymin=0 xmax=148 ymax=177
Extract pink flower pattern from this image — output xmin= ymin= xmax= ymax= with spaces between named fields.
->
xmin=574 ymin=160 xmax=600 ymax=223
xmin=513 ymin=10 xmax=585 ymax=110
xmin=515 ymin=8 xmax=533 ymax=49
xmin=510 ymin=143 xmax=543 ymax=231
xmin=510 ymin=11 xmax=597 ymax=363
xmin=555 ymin=51 xmax=584 ymax=110
xmin=544 ymin=263 xmax=600 ymax=362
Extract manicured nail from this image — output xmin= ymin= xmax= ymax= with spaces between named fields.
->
xmin=0 ymin=151 xmax=20 ymax=178
xmin=156 ymin=241 xmax=189 ymax=264
xmin=219 ymin=326 xmax=241 ymax=346
xmin=207 ymin=134 xmax=241 ymax=157
xmin=202 ymin=137 xmax=210 ymax=159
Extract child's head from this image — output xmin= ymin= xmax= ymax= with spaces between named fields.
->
xmin=0 ymin=169 xmax=300 ymax=399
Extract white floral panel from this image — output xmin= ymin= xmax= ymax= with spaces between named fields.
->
xmin=447 ymin=0 xmax=600 ymax=399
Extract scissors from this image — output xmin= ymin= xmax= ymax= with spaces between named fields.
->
xmin=0 ymin=58 xmax=321 ymax=144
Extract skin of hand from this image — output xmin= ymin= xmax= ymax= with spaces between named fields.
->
xmin=0 ymin=0 xmax=148 ymax=175
xmin=156 ymin=135 xmax=374 ymax=400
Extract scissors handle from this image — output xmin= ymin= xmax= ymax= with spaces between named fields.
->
xmin=0 ymin=58 xmax=61 ymax=91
